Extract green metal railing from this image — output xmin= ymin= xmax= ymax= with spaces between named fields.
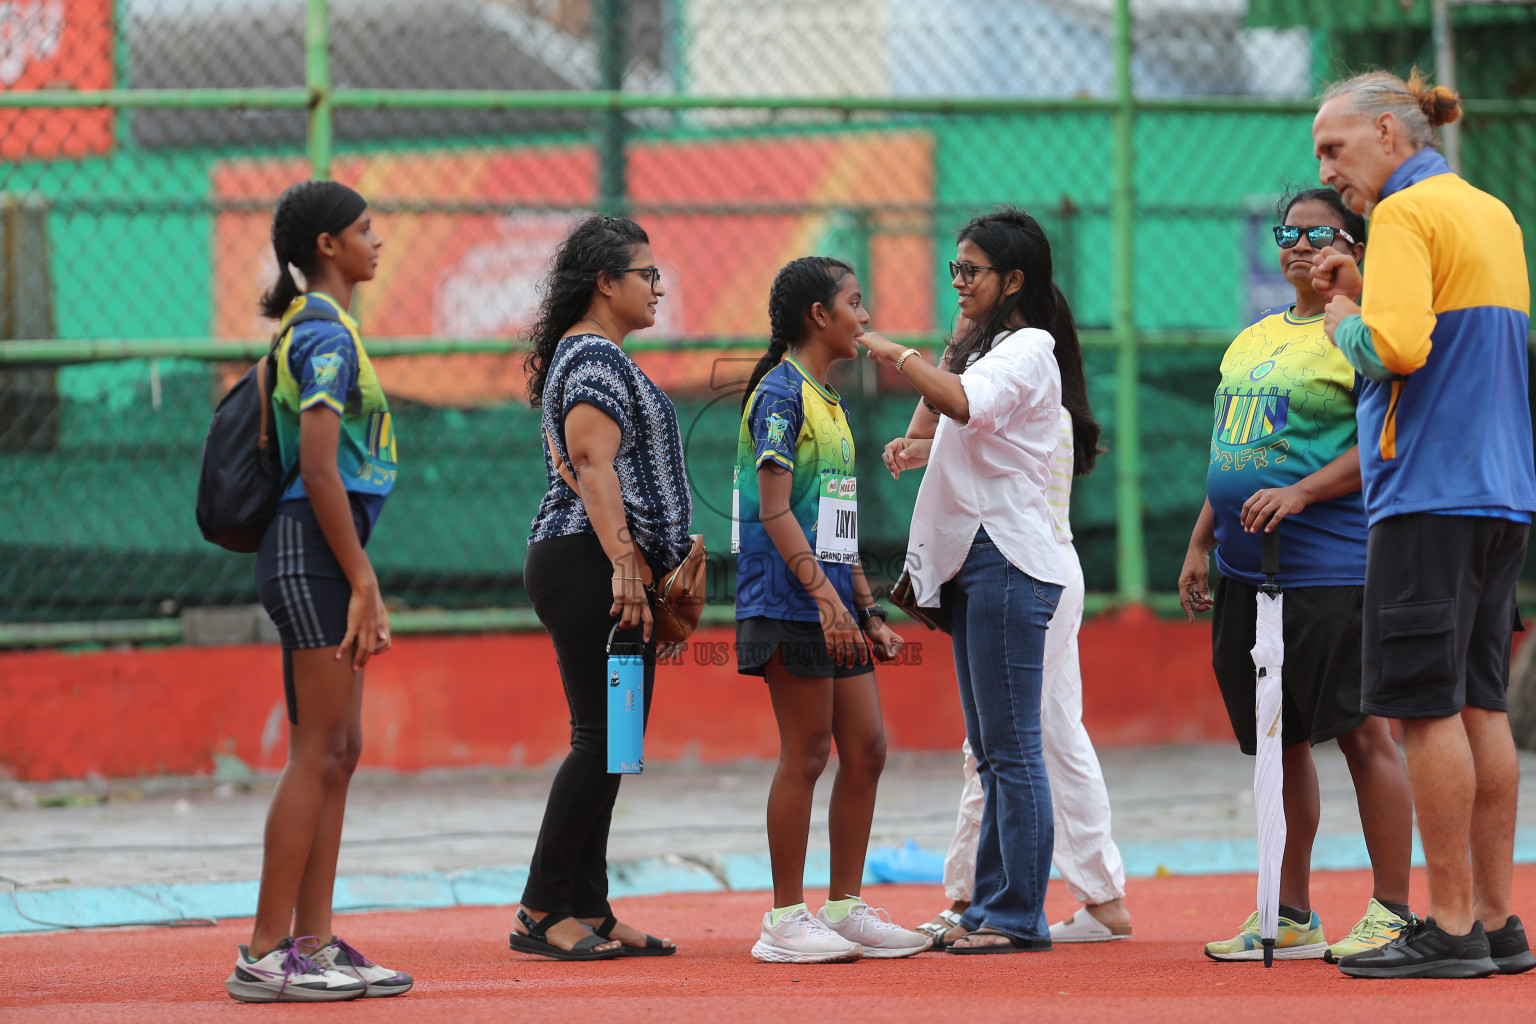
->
xmin=4 ymin=0 xmax=1531 ymax=649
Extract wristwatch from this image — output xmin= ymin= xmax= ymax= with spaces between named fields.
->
xmin=856 ymin=603 xmax=887 ymax=627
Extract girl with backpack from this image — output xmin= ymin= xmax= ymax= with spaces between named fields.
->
xmin=226 ymin=181 xmax=411 ymax=1002
xmin=735 ymin=256 xmax=931 ymax=964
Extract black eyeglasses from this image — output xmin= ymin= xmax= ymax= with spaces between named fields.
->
xmin=1273 ymin=225 xmax=1357 ymax=250
xmin=948 ymin=260 xmax=1002 ymax=284
xmin=614 ymin=266 xmax=662 ymax=288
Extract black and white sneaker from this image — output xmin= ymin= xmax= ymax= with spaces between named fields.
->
xmin=225 ymin=938 xmax=367 ymax=1002
xmin=1486 ymin=915 xmax=1536 ymax=975
xmin=1336 ymin=917 xmax=1497 ymax=979
xmin=311 ymin=936 xmax=415 ymax=996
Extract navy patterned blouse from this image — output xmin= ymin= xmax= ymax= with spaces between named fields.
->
xmin=529 ymin=334 xmax=693 ymax=568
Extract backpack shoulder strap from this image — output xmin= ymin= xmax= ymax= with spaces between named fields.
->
xmin=259 ymin=301 xmax=346 ymax=485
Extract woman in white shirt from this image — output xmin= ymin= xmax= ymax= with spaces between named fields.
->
xmin=895 ymin=395 xmax=1131 ymax=948
xmin=860 ymin=207 xmax=1087 ymax=953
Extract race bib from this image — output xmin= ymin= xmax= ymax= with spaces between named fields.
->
xmin=730 ymin=465 xmax=741 ymax=554
xmin=815 ymin=474 xmax=859 ymax=564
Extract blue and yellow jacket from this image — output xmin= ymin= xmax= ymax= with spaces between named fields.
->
xmin=1336 ymin=148 xmax=1535 ymax=526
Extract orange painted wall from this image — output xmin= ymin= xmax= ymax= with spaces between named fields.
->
xmin=0 ymin=615 xmax=1231 ymax=782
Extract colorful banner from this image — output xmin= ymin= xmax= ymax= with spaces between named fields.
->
xmin=213 ymin=131 xmax=934 ymax=405
xmin=0 ymin=0 xmax=114 ymax=160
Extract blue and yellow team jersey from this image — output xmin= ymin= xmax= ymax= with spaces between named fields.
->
xmin=271 ymin=292 xmax=398 ymax=531
xmin=1206 ymin=308 xmax=1367 ymax=587
xmin=1343 ymin=148 xmax=1536 ymax=525
xmin=734 ymin=355 xmax=858 ymax=622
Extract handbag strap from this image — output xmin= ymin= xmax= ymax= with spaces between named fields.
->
xmin=543 ymin=425 xmax=582 ymax=496
xmin=543 ymin=425 xmax=653 ymax=586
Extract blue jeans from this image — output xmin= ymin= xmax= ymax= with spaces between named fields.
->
xmin=952 ymin=529 xmax=1062 ymax=941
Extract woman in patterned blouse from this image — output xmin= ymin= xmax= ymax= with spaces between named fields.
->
xmin=512 ymin=215 xmax=692 ymax=961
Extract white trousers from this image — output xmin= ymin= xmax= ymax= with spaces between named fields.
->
xmin=942 ymin=542 xmax=1127 ymax=906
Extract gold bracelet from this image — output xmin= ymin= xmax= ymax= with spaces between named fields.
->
xmin=895 ymin=347 xmax=921 ymax=373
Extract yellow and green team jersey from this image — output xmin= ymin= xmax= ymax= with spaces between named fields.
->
xmin=271 ymin=292 xmax=398 ymax=531
xmin=1207 ymin=307 xmax=1365 ymax=587
xmin=734 ymin=355 xmax=858 ymax=622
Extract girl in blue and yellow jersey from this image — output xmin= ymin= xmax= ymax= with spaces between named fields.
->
xmin=735 ymin=257 xmax=930 ymax=964
xmin=1179 ymin=187 xmax=1414 ymax=966
xmin=227 ymin=182 xmax=411 ymax=1003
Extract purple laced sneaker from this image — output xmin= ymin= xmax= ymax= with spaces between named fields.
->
xmin=333 ymin=937 xmax=377 ymax=969
xmin=267 ymin=938 xmax=325 ymax=998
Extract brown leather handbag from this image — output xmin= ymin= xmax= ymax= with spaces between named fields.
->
xmin=890 ymin=570 xmax=952 ymax=634
xmin=544 ymin=428 xmax=706 ymax=643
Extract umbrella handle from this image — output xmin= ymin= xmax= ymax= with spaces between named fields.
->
xmin=1260 ymin=528 xmax=1281 ymax=593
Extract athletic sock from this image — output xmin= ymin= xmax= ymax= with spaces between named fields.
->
xmin=1380 ymin=900 xmax=1412 ymax=921
xmin=1278 ymin=903 xmax=1311 ymax=925
xmin=821 ymin=896 xmax=863 ymax=923
xmin=769 ymin=903 xmax=807 ymax=927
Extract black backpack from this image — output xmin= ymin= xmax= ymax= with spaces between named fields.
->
xmin=195 ymin=305 xmax=343 ymax=552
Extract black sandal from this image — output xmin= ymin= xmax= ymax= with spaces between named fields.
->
xmin=594 ymin=914 xmax=676 ymax=957
xmin=945 ymin=927 xmax=1051 ymax=955
xmin=509 ymin=909 xmax=622 ymax=961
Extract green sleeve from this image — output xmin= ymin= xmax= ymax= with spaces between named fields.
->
xmin=1335 ymin=314 xmax=1393 ymax=381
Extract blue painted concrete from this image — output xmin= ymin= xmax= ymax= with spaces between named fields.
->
xmin=6 ymin=829 xmax=1534 ymax=934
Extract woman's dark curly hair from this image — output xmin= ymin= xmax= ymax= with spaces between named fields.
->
xmin=524 ymin=215 xmax=650 ymax=408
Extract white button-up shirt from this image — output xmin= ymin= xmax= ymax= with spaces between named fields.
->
xmin=906 ymin=328 xmax=1066 ymax=606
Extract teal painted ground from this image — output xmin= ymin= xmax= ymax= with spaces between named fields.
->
xmin=7 ymin=829 xmax=1535 ymax=934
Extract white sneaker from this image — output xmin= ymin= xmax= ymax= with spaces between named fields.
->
xmin=310 ymin=937 xmax=414 ymax=997
xmin=818 ymin=900 xmax=933 ymax=959
xmin=225 ymin=938 xmax=367 ymax=1002
xmin=751 ymin=907 xmax=864 ymax=964
xmin=1050 ymin=906 xmax=1132 ymax=943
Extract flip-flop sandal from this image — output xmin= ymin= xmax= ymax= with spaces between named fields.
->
xmin=917 ymin=909 xmax=964 ymax=951
xmin=1049 ymin=907 xmax=1131 ymax=943
xmin=594 ymin=914 xmax=677 ymax=957
xmin=509 ymin=909 xmax=622 ymax=961
xmin=946 ymin=927 xmax=1052 ymax=955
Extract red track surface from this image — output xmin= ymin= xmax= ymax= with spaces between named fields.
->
xmin=5 ymin=867 xmax=1534 ymax=1022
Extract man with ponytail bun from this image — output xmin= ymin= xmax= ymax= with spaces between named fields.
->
xmin=1311 ymin=71 xmax=1536 ymax=979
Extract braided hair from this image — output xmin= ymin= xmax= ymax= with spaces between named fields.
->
xmin=258 ymin=181 xmax=368 ymax=320
xmin=524 ymin=215 xmax=650 ymax=409
xmin=950 ymin=207 xmax=1101 ymax=476
xmin=742 ymin=256 xmax=855 ymax=410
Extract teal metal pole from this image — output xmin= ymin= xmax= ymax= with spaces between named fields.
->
xmin=306 ymin=0 xmax=333 ymax=179
xmin=595 ymin=0 xmax=627 ymax=214
xmin=1112 ymin=0 xmax=1147 ymax=604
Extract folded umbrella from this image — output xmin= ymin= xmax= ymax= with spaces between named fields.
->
xmin=1250 ymin=529 xmax=1286 ymax=968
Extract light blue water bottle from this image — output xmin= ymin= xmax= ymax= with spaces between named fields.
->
xmin=606 ymin=622 xmax=645 ymax=774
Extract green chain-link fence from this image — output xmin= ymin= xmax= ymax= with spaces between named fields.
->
xmin=2 ymin=0 xmax=1534 ymax=645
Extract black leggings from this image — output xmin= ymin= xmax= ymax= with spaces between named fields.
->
xmin=521 ymin=531 xmax=658 ymax=917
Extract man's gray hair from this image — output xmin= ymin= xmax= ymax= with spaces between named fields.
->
xmin=1321 ymin=70 xmax=1462 ymax=150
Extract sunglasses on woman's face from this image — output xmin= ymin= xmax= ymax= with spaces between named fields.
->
xmin=1273 ymin=225 xmax=1356 ymax=250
